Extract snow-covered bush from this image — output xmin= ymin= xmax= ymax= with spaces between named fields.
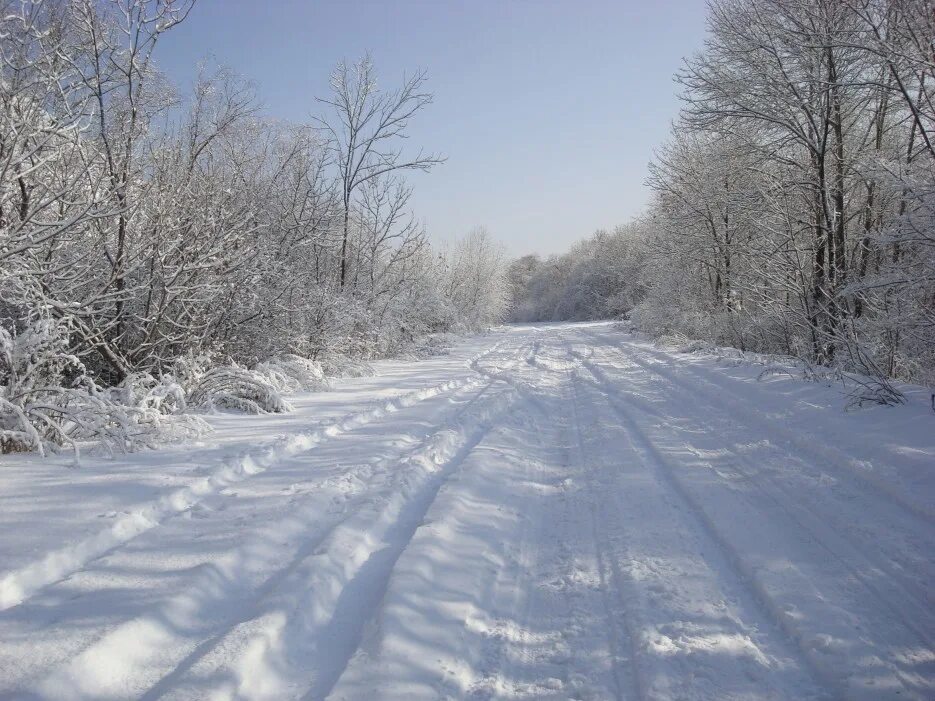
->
xmin=186 ymin=365 xmax=293 ymax=415
xmin=405 ymin=333 xmax=457 ymax=360
xmin=115 ymin=373 xmax=212 ymax=446
xmin=0 ymin=319 xmax=199 ymax=456
xmin=117 ymin=372 xmax=188 ymax=416
xmin=317 ymin=355 xmax=375 ymax=379
xmin=255 ymin=354 xmax=330 ymax=393
xmin=0 ymin=320 xmax=77 ymax=454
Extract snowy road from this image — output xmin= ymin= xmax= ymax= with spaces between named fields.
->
xmin=0 ymin=322 xmax=933 ymax=700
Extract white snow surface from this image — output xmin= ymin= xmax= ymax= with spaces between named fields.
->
xmin=0 ymin=322 xmax=932 ymax=701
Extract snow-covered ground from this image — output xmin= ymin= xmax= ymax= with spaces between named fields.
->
xmin=0 ymin=321 xmax=932 ymax=701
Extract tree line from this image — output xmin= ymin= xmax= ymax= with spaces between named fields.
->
xmin=510 ymin=0 xmax=934 ymax=397
xmin=0 ymin=0 xmax=509 ymax=453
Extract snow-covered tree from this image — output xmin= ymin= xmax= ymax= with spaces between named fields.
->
xmin=508 ymin=0 xmax=935 ymax=392
xmin=0 ymin=5 xmax=501 ymax=453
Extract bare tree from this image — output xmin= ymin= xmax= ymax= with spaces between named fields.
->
xmin=315 ymin=55 xmax=443 ymax=289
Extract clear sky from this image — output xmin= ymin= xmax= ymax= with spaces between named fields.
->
xmin=155 ymin=0 xmax=710 ymax=256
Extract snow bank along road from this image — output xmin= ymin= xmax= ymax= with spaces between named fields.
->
xmin=0 ymin=322 xmax=932 ymax=701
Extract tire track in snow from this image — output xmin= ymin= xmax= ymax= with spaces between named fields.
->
xmin=463 ymin=404 xmax=557 ymax=700
xmin=0 ymin=341 xmax=512 ymax=614
xmin=18 ymin=341 xmax=529 ymax=701
xmin=578 ymin=341 xmax=933 ymax=698
xmin=572 ymin=358 xmax=834 ymax=700
xmin=331 ymin=357 xmax=565 ymax=700
xmin=158 ymin=388 xmax=517 ymax=701
xmin=348 ymin=337 xmax=622 ymax=700
xmin=640 ymin=353 xmax=934 ymax=644
xmin=461 ymin=337 xmax=613 ymax=699
xmin=138 ymin=339 xmax=531 ymax=701
xmin=566 ymin=359 xmax=635 ymax=701
xmin=428 ymin=343 xmax=580 ymax=699
xmin=16 ymin=381 xmax=494 ymax=701
xmin=604 ymin=331 xmax=934 ymax=524
xmin=584 ymin=337 xmax=935 ymax=646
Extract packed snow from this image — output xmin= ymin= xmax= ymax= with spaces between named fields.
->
xmin=0 ymin=322 xmax=932 ymax=701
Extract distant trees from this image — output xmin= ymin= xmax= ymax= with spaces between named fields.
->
xmin=508 ymin=224 xmax=648 ymax=323
xmin=445 ymin=227 xmax=511 ymax=330
xmin=509 ymin=0 xmax=935 ymax=391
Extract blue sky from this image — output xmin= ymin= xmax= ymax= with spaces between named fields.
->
xmin=155 ymin=0 xmax=709 ymax=256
